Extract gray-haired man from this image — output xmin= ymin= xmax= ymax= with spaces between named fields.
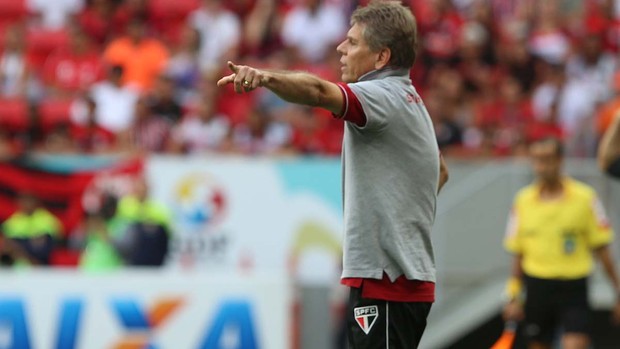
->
xmin=218 ymin=1 xmax=448 ymax=347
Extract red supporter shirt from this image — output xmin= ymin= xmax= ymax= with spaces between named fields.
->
xmin=334 ymin=82 xmax=436 ymax=303
xmin=43 ymin=49 xmax=103 ymax=92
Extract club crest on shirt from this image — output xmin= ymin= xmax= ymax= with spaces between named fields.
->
xmin=354 ymin=305 xmax=379 ymax=335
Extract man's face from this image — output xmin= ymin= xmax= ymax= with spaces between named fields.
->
xmin=337 ymin=23 xmax=380 ymax=83
xmin=530 ymin=142 xmax=562 ymax=184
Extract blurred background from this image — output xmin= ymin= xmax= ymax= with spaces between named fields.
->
xmin=0 ymin=0 xmax=619 ymax=348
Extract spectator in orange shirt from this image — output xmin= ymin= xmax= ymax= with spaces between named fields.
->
xmin=103 ymin=15 xmax=169 ymax=91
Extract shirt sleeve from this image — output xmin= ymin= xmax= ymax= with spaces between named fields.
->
xmin=606 ymin=157 xmax=620 ymax=178
xmin=586 ymin=195 xmax=614 ymax=249
xmin=333 ymin=83 xmax=366 ymax=127
xmin=503 ymin=204 xmax=522 ymax=254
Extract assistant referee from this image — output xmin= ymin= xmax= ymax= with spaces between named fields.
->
xmin=502 ymin=137 xmax=620 ymax=349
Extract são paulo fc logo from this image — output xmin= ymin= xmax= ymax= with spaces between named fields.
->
xmin=354 ymin=305 xmax=379 ymax=335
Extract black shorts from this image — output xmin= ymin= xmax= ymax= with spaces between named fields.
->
xmin=346 ymin=287 xmax=432 ymax=349
xmin=523 ymin=275 xmax=590 ymax=344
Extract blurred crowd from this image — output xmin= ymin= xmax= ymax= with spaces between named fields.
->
xmin=0 ymin=0 xmax=616 ymax=159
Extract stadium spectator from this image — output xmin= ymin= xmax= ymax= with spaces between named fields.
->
xmin=280 ymin=0 xmax=347 ymax=63
xmin=43 ymin=24 xmax=103 ymax=96
xmin=1 ymin=193 xmax=63 ymax=266
xmin=77 ymin=0 xmax=116 ymax=45
xmin=166 ymin=26 xmax=202 ymax=103
xmin=103 ymin=15 xmax=169 ymax=91
xmin=475 ymin=76 xmax=533 ymax=156
xmin=503 ymin=137 xmax=620 ymax=349
xmin=598 ymin=111 xmax=620 ymax=178
xmin=0 ymin=25 xmax=31 ymax=98
xmin=0 ymin=233 xmax=38 ymax=266
xmin=119 ymin=96 xmax=172 ymax=153
xmin=78 ymin=210 xmax=124 ymax=271
xmin=230 ymin=107 xmax=291 ymax=155
xmin=112 ymin=0 xmax=151 ymax=37
xmin=416 ymin=0 xmax=465 ymax=66
xmin=188 ymin=0 xmax=241 ymax=75
xmin=242 ymin=0 xmax=284 ymax=58
xmin=566 ymin=27 xmax=617 ymax=104
xmin=425 ymin=87 xmax=464 ymax=153
xmin=40 ymin=121 xmax=77 ymax=154
xmin=114 ymin=177 xmax=171 ymax=266
xmin=532 ymin=61 xmax=597 ymax=156
xmin=596 ymin=72 xmax=620 ymax=138
xmin=27 ymin=0 xmax=84 ymax=29
xmin=88 ymin=65 xmax=140 ymax=133
xmin=144 ymin=74 xmax=183 ymax=124
xmin=527 ymin=1 xmax=570 ymax=65
xmin=71 ymin=96 xmax=116 ymax=153
xmin=170 ymin=94 xmax=231 ymax=154
xmin=288 ymin=107 xmax=339 ymax=155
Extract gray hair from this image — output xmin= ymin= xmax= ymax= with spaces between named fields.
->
xmin=351 ymin=0 xmax=418 ymax=68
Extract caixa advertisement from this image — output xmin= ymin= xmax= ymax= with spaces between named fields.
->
xmin=0 ymin=270 xmax=292 ymax=349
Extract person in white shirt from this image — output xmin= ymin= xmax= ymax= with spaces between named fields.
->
xmin=188 ymin=0 xmax=241 ymax=75
xmin=87 ymin=65 xmax=140 ymax=133
xmin=27 ymin=0 xmax=84 ymax=29
xmin=171 ymin=97 xmax=230 ymax=154
xmin=532 ymin=62 xmax=597 ymax=156
xmin=281 ymin=0 xmax=346 ymax=63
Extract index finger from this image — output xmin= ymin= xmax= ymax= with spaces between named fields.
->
xmin=217 ymin=73 xmax=235 ymax=87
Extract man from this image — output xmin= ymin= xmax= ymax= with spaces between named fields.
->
xmin=1 ymin=193 xmax=62 ymax=265
xmin=103 ymin=15 xmax=169 ymax=91
xmin=218 ymin=1 xmax=448 ymax=347
xmin=598 ymin=112 xmax=620 ymax=178
xmin=503 ymin=138 xmax=620 ymax=349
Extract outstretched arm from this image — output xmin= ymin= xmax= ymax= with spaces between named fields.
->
xmin=217 ymin=61 xmax=344 ymax=115
xmin=598 ymin=115 xmax=620 ymax=174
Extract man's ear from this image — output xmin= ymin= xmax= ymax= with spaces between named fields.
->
xmin=375 ymin=48 xmax=391 ymax=70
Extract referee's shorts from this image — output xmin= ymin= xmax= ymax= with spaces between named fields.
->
xmin=346 ymin=287 xmax=432 ymax=349
xmin=523 ymin=275 xmax=590 ymax=344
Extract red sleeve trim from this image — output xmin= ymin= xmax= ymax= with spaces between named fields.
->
xmin=333 ymin=83 xmax=366 ymax=127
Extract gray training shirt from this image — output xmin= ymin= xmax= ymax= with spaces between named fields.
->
xmin=336 ymin=68 xmax=440 ymax=283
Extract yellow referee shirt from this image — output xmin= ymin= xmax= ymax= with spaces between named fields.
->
xmin=504 ymin=178 xmax=613 ymax=279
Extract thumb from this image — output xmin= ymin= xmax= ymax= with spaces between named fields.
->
xmin=228 ymin=61 xmax=239 ymax=73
